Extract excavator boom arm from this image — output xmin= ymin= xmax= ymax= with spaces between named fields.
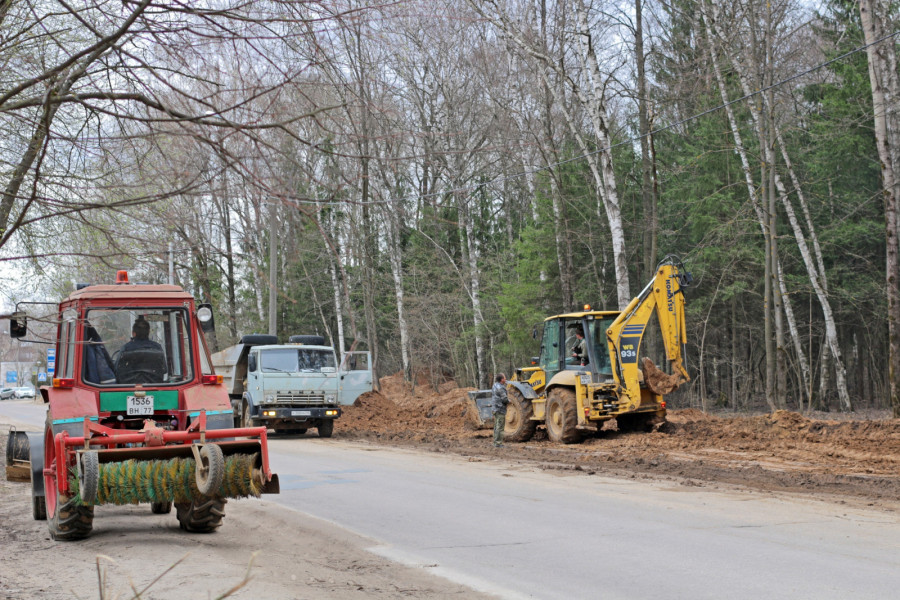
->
xmin=606 ymin=257 xmax=691 ymax=402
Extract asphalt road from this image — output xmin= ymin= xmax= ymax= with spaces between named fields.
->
xmin=4 ymin=399 xmax=900 ymax=599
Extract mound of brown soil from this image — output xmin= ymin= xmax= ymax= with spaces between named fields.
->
xmin=338 ymin=373 xmax=900 ymax=506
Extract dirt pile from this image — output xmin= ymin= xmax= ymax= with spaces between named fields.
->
xmin=339 ymin=373 xmax=900 ymax=506
xmin=340 ymin=373 xmax=473 ymax=442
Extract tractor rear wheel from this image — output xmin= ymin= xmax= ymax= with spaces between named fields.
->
xmin=545 ymin=388 xmax=582 ymax=444
xmin=45 ymin=422 xmax=92 ymax=540
xmin=176 ymin=497 xmax=226 ymax=533
xmin=151 ymin=501 xmax=172 ymax=514
xmin=318 ymin=420 xmax=334 ymax=438
xmin=504 ymin=388 xmax=537 ymax=442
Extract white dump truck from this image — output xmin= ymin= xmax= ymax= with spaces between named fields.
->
xmin=212 ymin=334 xmax=373 ymax=437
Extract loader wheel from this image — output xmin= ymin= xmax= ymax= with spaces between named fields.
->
xmin=318 ymin=420 xmax=334 ymax=438
xmin=195 ymin=444 xmax=225 ymax=496
xmin=545 ymin=388 xmax=582 ymax=444
xmin=504 ymin=388 xmax=537 ymax=442
xmin=151 ymin=501 xmax=172 ymax=514
xmin=176 ymin=497 xmax=227 ymax=533
xmin=79 ymin=451 xmax=99 ymax=505
xmin=44 ymin=424 xmax=93 ymax=540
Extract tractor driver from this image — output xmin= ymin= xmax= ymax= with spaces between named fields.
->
xmin=115 ymin=317 xmax=167 ymax=383
xmin=571 ymin=325 xmax=587 ymax=365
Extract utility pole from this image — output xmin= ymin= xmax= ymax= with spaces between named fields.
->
xmin=168 ymin=242 xmax=174 ymax=285
xmin=268 ymin=198 xmax=278 ymax=337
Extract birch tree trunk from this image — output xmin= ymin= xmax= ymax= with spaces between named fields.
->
xmin=860 ymin=0 xmax=900 ymax=417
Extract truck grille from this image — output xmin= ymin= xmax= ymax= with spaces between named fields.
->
xmin=275 ymin=393 xmax=325 ymax=406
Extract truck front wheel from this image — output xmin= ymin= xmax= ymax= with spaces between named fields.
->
xmin=318 ymin=420 xmax=334 ymax=438
xmin=241 ymin=401 xmax=253 ymax=429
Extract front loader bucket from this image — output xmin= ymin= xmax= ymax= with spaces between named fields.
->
xmin=467 ymin=390 xmax=493 ymax=429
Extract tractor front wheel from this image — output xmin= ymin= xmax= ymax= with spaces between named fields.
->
xmin=504 ymin=388 xmax=537 ymax=442
xmin=545 ymin=388 xmax=582 ymax=444
xmin=176 ymin=497 xmax=226 ymax=533
xmin=44 ymin=424 xmax=93 ymax=540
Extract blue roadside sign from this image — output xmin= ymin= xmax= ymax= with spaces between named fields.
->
xmin=47 ymin=360 xmax=55 ymax=375
xmin=38 ymin=372 xmax=47 ymax=382
xmin=47 ymin=348 xmax=55 ymax=360
xmin=5 ymin=371 xmax=16 ymax=383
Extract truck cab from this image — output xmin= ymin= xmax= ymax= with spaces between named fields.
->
xmin=212 ymin=335 xmax=373 ymax=437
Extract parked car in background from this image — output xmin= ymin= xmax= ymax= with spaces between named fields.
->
xmin=0 ymin=388 xmax=15 ymax=400
xmin=14 ymin=387 xmax=35 ymax=399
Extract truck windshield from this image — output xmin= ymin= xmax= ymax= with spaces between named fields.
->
xmin=261 ymin=348 xmax=336 ymax=373
xmin=82 ymin=308 xmax=193 ymax=386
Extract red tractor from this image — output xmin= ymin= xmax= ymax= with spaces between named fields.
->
xmin=10 ymin=271 xmax=279 ymax=540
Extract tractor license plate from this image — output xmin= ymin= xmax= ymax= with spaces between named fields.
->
xmin=126 ymin=395 xmax=154 ymax=416
xmin=292 ymin=410 xmax=311 ymax=416
xmin=580 ymin=375 xmax=591 ymax=385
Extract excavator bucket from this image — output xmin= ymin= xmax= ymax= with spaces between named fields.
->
xmin=641 ymin=357 xmax=686 ymax=396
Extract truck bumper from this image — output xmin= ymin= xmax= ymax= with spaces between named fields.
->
xmin=254 ymin=406 xmax=341 ymax=424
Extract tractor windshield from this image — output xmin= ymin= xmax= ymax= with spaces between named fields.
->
xmin=588 ymin=318 xmax=614 ymax=375
xmin=260 ymin=348 xmax=336 ymax=373
xmin=82 ymin=308 xmax=194 ymax=386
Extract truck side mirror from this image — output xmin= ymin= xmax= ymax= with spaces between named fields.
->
xmin=248 ymin=353 xmax=257 ymax=372
xmin=196 ymin=304 xmax=215 ymax=334
xmin=9 ymin=313 xmax=26 ymax=338
xmin=532 ymin=326 xmax=538 ymax=339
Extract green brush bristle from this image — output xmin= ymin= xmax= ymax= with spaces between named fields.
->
xmin=71 ymin=453 xmax=262 ymax=506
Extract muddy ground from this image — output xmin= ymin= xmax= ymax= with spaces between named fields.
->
xmin=340 ymin=373 xmax=900 ymax=510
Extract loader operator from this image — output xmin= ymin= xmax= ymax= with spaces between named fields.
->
xmin=115 ymin=317 xmax=167 ymax=384
xmin=571 ymin=326 xmax=587 ymax=366
xmin=491 ymin=373 xmax=509 ymax=447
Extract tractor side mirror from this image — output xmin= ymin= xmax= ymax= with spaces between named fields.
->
xmin=9 ymin=313 xmax=26 ymax=338
xmin=196 ymin=304 xmax=215 ymax=334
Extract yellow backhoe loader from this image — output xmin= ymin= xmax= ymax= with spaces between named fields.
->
xmin=500 ymin=256 xmax=692 ymax=444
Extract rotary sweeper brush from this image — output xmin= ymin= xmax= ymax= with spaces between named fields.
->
xmin=8 ymin=270 xmax=279 ymax=540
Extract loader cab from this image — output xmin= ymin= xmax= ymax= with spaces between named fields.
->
xmin=539 ymin=312 xmax=617 ymax=382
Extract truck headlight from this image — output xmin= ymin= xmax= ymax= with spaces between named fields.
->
xmin=264 ymin=394 xmax=274 ymax=403
xmin=325 ymin=394 xmax=336 ymax=404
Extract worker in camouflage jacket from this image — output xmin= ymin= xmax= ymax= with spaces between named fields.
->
xmin=491 ymin=373 xmax=509 ymax=447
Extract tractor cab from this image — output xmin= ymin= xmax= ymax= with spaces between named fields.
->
xmin=538 ymin=309 xmax=618 ymax=383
